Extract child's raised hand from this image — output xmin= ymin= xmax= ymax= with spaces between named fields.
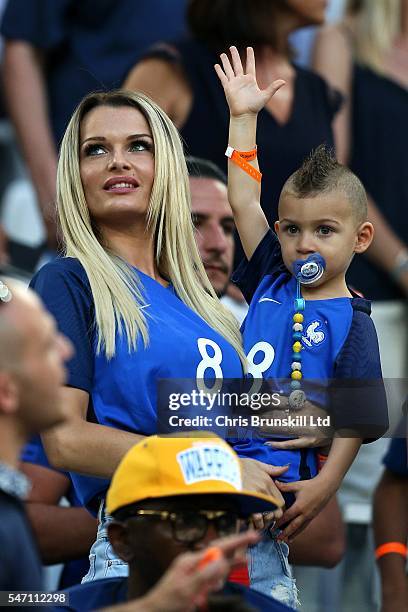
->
xmin=215 ymin=46 xmax=285 ymax=117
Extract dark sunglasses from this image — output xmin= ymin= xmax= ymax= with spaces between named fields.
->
xmin=122 ymin=509 xmax=248 ymax=544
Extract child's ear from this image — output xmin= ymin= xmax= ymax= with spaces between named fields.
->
xmin=354 ymin=221 xmax=374 ymax=254
xmin=274 ymin=220 xmax=281 ymax=237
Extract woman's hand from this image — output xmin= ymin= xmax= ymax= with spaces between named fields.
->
xmin=260 ymin=399 xmax=334 ymax=448
xmin=240 ymin=457 xmax=288 ymax=528
xmin=215 ymin=46 xmax=285 ymax=117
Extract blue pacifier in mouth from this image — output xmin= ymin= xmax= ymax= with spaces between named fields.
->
xmin=286 ymin=253 xmax=326 ymax=411
xmin=292 ymin=253 xmax=326 ymax=285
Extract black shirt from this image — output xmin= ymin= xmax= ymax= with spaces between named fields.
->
xmin=0 ymin=463 xmax=42 ymax=591
xmin=55 ymin=576 xmax=295 ymax=611
xmin=348 ymin=64 xmax=408 ymax=300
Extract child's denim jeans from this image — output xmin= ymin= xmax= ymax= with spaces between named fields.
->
xmin=248 ymin=525 xmax=299 ymax=609
xmin=81 ymin=499 xmax=128 ymax=583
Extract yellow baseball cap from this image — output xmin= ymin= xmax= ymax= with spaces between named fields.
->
xmin=106 ymin=433 xmax=281 ymax=516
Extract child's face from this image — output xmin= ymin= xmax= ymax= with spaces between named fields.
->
xmin=275 ymin=190 xmax=372 ymax=289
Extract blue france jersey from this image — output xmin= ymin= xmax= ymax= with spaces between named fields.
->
xmin=232 ymin=230 xmax=387 ymax=484
xmin=30 ymin=258 xmax=243 ymax=512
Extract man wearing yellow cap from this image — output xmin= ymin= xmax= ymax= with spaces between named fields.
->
xmin=55 ymin=434 xmax=295 ymax=611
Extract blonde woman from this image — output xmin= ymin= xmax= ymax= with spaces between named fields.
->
xmin=29 ymin=90 xmax=285 ymax=582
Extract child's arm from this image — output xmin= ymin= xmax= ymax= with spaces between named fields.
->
xmin=276 ymin=437 xmax=361 ymax=542
xmin=215 ymin=46 xmax=285 ymax=259
xmin=317 ymin=436 xmax=361 ymax=486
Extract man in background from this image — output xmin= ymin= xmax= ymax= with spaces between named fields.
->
xmin=0 ymin=278 xmax=72 ymax=589
xmin=56 ymin=434 xmax=287 ymax=611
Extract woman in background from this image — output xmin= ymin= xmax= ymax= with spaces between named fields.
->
xmin=313 ymin=0 xmax=408 ymax=304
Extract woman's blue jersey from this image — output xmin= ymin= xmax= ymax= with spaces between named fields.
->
xmin=30 ymin=258 xmax=243 ymax=512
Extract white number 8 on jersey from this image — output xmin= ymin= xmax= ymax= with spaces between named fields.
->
xmin=196 ymin=338 xmax=223 ymax=393
xmin=246 ymin=341 xmax=275 ymax=395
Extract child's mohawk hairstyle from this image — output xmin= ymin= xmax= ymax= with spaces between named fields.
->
xmin=282 ymin=144 xmax=368 ymax=222
xmin=292 ymin=144 xmax=338 ymax=195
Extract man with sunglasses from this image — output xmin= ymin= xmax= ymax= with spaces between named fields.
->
xmin=56 ymin=434 xmax=295 ymax=611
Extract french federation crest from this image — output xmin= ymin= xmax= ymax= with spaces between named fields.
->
xmin=302 ymin=320 xmax=326 ymax=348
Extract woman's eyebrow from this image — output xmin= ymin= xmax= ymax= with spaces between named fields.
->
xmin=81 ymin=133 xmax=153 ymax=145
xmin=126 ymin=133 xmax=153 ymax=140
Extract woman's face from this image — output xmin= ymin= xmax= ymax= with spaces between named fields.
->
xmin=79 ymin=104 xmax=155 ymax=228
xmin=285 ymin=0 xmax=327 ymax=26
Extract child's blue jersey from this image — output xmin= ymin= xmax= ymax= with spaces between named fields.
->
xmin=232 ymin=229 xmax=387 ymax=484
xmin=30 ymin=258 xmax=243 ymax=513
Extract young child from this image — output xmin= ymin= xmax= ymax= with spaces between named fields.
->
xmin=215 ymin=46 xmax=388 ymax=604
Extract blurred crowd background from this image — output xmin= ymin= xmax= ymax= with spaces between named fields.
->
xmin=0 ymin=1 xmax=406 ymax=610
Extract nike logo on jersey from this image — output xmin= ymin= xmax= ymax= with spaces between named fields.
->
xmin=258 ymin=297 xmax=282 ymax=305
xmin=139 ymin=304 xmax=151 ymax=310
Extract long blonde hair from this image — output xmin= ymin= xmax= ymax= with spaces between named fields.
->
xmin=57 ymin=90 xmax=246 ymax=367
xmin=347 ymin=0 xmax=400 ymax=74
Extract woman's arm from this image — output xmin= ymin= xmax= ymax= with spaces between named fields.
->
xmin=312 ymin=24 xmax=353 ymax=166
xmin=42 ymin=379 xmax=287 ymax=530
xmin=215 ymin=46 xmax=284 ymax=259
xmin=2 ymin=41 xmax=58 ymax=248
xmin=124 ymin=56 xmax=191 ymax=128
xmin=41 ymin=387 xmax=144 ymax=478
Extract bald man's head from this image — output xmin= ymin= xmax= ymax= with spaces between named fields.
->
xmin=0 ymin=280 xmax=32 ymax=372
xmin=0 ymin=279 xmax=72 ymax=435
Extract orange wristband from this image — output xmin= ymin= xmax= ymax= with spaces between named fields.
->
xmin=375 ymin=542 xmax=408 ymax=560
xmin=235 ymin=146 xmax=258 ymax=161
xmin=225 ymin=146 xmax=262 ymax=183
